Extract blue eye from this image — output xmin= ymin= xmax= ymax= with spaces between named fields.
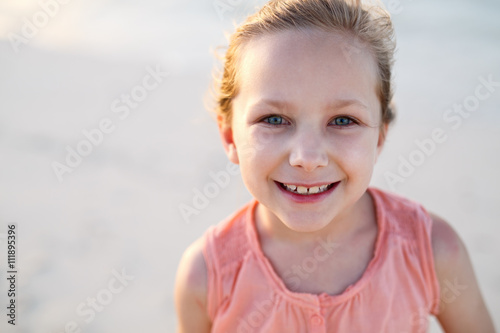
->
xmin=332 ymin=117 xmax=354 ymax=126
xmin=264 ymin=115 xmax=285 ymax=125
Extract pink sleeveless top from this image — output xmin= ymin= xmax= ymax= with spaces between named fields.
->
xmin=202 ymin=187 xmax=441 ymax=332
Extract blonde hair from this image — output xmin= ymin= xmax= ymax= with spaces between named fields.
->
xmin=214 ymin=0 xmax=396 ymax=127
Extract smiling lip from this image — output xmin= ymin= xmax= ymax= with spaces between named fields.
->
xmin=275 ymin=181 xmax=340 ymax=203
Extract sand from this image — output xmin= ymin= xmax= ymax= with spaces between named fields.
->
xmin=0 ymin=0 xmax=498 ymax=331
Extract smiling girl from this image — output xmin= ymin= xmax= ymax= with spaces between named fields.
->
xmin=175 ymin=0 xmax=495 ymax=332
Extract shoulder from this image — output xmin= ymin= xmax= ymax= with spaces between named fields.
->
xmin=429 ymin=213 xmax=495 ymax=332
xmin=429 ymin=213 xmax=462 ymax=268
xmin=176 ymin=236 xmax=208 ymax=300
xmin=175 ymin=236 xmax=211 ymax=333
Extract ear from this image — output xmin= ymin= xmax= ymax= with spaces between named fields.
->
xmin=218 ymin=115 xmax=239 ymax=164
xmin=375 ymin=123 xmax=389 ymax=160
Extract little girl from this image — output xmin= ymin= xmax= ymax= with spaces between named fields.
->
xmin=175 ymin=0 xmax=495 ymax=332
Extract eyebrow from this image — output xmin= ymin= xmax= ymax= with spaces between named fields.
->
xmin=326 ymin=99 xmax=369 ymax=110
xmin=248 ymin=99 xmax=289 ymax=111
xmin=249 ymin=98 xmax=369 ymax=111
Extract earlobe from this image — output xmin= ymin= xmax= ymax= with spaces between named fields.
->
xmin=375 ymin=123 xmax=389 ymax=159
xmin=218 ymin=116 xmax=239 ymax=164
xmin=227 ymin=144 xmax=239 ymax=164
xmin=378 ymin=123 xmax=388 ymax=147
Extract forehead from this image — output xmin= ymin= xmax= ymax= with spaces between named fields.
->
xmin=234 ymin=28 xmax=380 ymax=115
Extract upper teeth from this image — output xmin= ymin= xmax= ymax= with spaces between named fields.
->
xmin=283 ymin=183 xmax=331 ymax=195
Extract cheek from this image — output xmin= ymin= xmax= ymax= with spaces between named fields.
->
xmin=234 ymin=127 xmax=282 ymax=166
xmin=330 ymin=130 xmax=380 ymax=169
xmin=248 ymin=127 xmax=276 ymax=151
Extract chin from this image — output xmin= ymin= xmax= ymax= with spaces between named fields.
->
xmin=279 ymin=212 xmax=333 ymax=233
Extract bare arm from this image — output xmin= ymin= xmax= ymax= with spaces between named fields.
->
xmin=431 ymin=213 xmax=496 ymax=333
xmin=174 ymin=237 xmax=212 ymax=333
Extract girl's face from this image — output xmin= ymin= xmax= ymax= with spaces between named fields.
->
xmin=220 ymin=29 xmax=386 ymax=233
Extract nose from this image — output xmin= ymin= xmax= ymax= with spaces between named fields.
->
xmin=289 ymin=131 xmax=328 ymax=172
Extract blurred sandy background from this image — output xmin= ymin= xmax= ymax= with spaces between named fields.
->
xmin=0 ymin=0 xmax=498 ymax=332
